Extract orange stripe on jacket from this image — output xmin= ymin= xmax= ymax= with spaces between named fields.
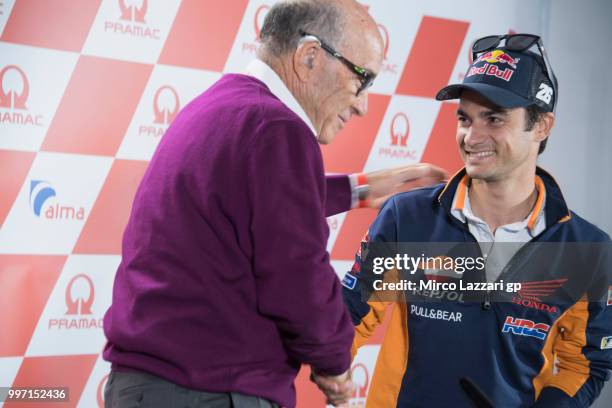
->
xmin=533 ymin=297 xmax=590 ymax=399
xmin=527 ymin=176 xmax=546 ymax=232
xmin=365 ymin=301 xmax=409 ymax=408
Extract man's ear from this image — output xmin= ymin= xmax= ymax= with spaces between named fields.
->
xmin=293 ymin=39 xmax=320 ymax=82
xmin=534 ymin=112 xmax=555 ymax=143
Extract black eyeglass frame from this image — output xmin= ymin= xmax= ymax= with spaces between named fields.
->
xmin=471 ymin=33 xmax=558 ymax=100
xmin=299 ymin=29 xmax=376 ymax=96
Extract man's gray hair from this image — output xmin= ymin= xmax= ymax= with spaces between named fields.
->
xmin=259 ymin=0 xmax=345 ymax=56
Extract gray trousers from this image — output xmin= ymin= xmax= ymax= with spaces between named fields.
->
xmin=104 ymin=370 xmax=280 ymax=408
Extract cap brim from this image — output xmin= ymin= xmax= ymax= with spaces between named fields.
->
xmin=435 ymin=83 xmax=531 ymax=108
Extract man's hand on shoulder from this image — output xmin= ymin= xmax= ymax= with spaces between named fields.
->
xmin=364 ymin=163 xmax=448 ymax=208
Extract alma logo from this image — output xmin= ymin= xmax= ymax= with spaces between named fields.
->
xmin=379 ymin=112 xmax=417 ymax=160
xmin=0 ymin=65 xmax=43 ymax=126
xmin=349 ymin=363 xmax=369 ymax=407
xmin=104 ymin=0 xmax=160 ymax=39
xmin=29 ymin=180 xmax=85 ymax=220
xmin=49 ymin=273 xmax=103 ymax=330
xmin=242 ymin=4 xmax=271 ymax=53
xmin=97 ymin=374 xmax=109 ymax=408
xmin=139 ymin=85 xmax=179 ymax=137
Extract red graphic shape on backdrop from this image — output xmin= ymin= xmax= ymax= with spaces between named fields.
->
xmin=396 ymin=16 xmax=469 ymax=97
xmin=420 ymin=102 xmax=463 ymax=174
xmin=0 ymin=150 xmax=35 ymax=228
xmin=119 ymin=0 xmax=147 ymax=23
xmin=0 ymin=65 xmax=29 ymax=109
xmin=320 ymin=94 xmax=391 ymax=173
xmin=65 ymin=274 xmax=95 ymax=315
xmin=0 ymin=0 xmax=101 ymax=52
xmin=42 ymin=56 xmax=152 ymax=156
xmin=0 ymin=255 xmax=66 ymax=357
xmin=74 ymin=159 xmax=148 ymax=254
xmin=158 ymin=0 xmax=249 ymax=71
xmin=331 ymin=209 xmax=378 ymax=260
xmin=153 ymin=85 xmax=180 ymax=125
xmin=6 ymin=354 xmax=98 ymax=408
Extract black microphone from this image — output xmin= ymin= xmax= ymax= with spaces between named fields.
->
xmin=459 ymin=377 xmax=494 ymax=408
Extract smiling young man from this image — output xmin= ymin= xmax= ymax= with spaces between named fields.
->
xmin=340 ymin=35 xmax=612 ymax=407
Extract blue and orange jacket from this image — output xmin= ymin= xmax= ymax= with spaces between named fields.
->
xmin=342 ymin=168 xmax=612 ymax=407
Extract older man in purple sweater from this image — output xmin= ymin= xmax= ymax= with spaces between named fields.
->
xmin=103 ymin=1 xmax=445 ymax=407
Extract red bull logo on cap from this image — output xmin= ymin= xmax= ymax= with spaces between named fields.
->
xmin=475 ymin=49 xmax=520 ymax=69
xmin=467 ymin=49 xmax=520 ymax=83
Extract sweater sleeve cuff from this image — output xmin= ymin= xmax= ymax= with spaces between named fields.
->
xmin=311 ymin=351 xmax=352 ymax=377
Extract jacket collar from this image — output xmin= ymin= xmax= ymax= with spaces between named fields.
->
xmin=437 ymin=167 xmax=571 ymax=227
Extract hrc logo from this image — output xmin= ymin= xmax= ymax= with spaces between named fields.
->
xmin=502 ymin=316 xmax=550 ymax=340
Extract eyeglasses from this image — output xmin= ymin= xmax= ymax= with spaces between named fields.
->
xmin=472 ymin=33 xmax=558 ymax=97
xmin=299 ymin=30 xmax=376 ymax=96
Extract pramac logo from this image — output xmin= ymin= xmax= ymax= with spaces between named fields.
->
xmin=65 ymin=274 xmax=95 ymax=315
xmin=254 ymin=4 xmax=271 ymax=41
xmin=48 ymin=273 xmax=103 ymax=330
xmin=377 ymin=23 xmax=398 ymax=73
xmin=242 ymin=4 xmax=271 ymax=53
xmin=0 ymin=65 xmax=43 ymax=126
xmin=379 ymin=112 xmax=417 ymax=160
xmin=97 ymin=374 xmax=109 ymax=408
xmin=119 ymin=0 xmax=147 ymax=23
xmin=104 ymin=0 xmax=160 ymax=39
xmin=139 ymin=85 xmax=179 ymax=138
xmin=377 ymin=24 xmax=390 ymax=61
xmin=0 ymin=65 xmax=28 ymax=110
xmin=361 ymin=4 xmax=397 ymax=74
xmin=390 ymin=112 xmax=409 ymax=146
xmin=349 ymin=363 xmax=370 ymax=407
xmin=153 ymin=85 xmax=179 ymax=125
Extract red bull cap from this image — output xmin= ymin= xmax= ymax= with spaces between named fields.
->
xmin=436 ymin=47 xmax=556 ymax=112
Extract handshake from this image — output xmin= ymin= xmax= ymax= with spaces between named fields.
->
xmin=311 ymin=369 xmax=355 ymax=407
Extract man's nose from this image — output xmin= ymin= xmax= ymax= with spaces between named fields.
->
xmin=463 ymin=123 xmax=487 ymax=146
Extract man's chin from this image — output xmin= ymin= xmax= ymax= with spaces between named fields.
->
xmin=317 ymin=129 xmax=338 ymax=145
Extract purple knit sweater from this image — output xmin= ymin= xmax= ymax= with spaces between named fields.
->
xmin=103 ymin=74 xmax=354 ymax=407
